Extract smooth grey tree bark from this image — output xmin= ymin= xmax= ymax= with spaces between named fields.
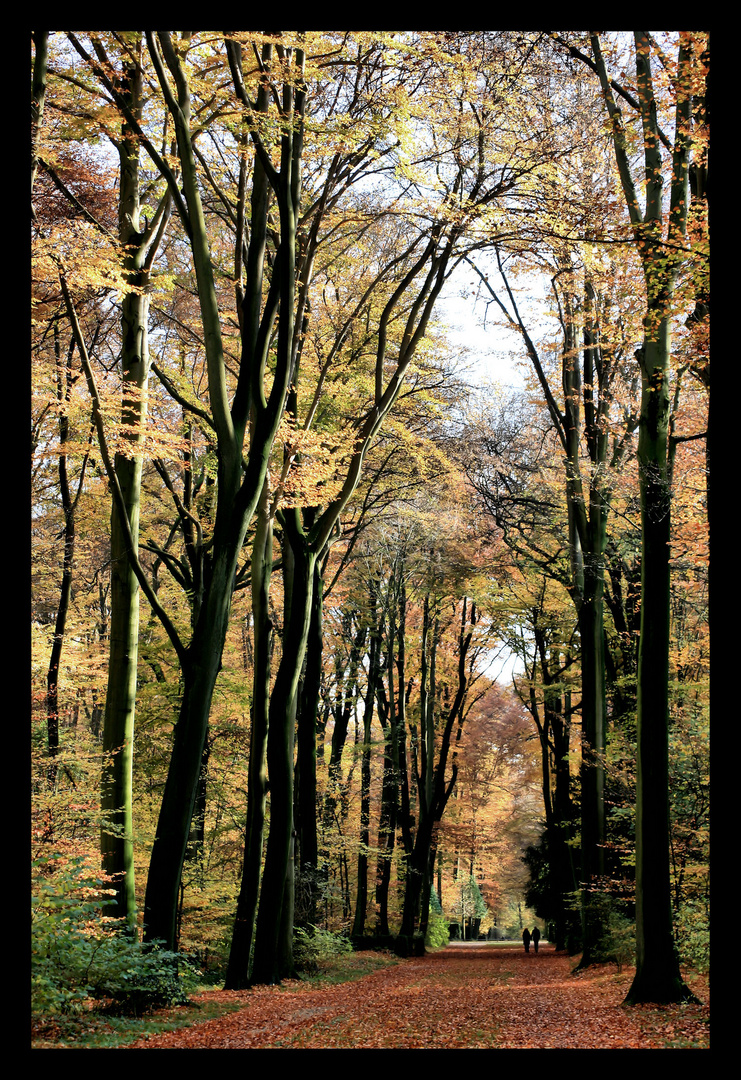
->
xmin=100 ymin=37 xmax=172 ymax=932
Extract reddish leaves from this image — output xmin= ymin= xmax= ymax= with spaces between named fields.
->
xmin=126 ymin=944 xmax=709 ymax=1050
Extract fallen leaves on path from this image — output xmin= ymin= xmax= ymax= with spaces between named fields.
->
xmin=126 ymin=944 xmax=709 ymax=1050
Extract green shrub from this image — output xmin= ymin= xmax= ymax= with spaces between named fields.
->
xmin=293 ymin=926 xmax=353 ymax=973
xmin=87 ymin=937 xmax=199 ymax=1016
xmin=32 ymin=854 xmax=199 ymax=1017
xmin=591 ymin=901 xmax=635 ymax=971
xmin=675 ymin=901 xmax=709 ymax=973
xmin=425 ymin=911 xmax=450 ymax=949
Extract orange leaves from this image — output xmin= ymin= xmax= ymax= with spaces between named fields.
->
xmin=33 ymin=221 xmax=130 ymax=309
xmin=270 ymin=417 xmax=352 ymax=510
xmin=123 ymin=946 xmax=709 ymax=1050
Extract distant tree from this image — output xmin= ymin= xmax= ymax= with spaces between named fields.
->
xmin=453 ymin=873 xmax=488 ymax=941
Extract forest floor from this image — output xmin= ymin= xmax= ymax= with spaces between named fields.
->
xmin=108 ymin=942 xmax=710 ymax=1051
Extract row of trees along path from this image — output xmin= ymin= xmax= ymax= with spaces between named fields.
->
xmin=126 ymin=945 xmax=709 ymax=1050
xmin=31 ymin=29 xmax=708 ymax=1020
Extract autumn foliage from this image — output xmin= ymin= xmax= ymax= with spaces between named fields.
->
xmin=31 ymin=30 xmax=708 ymax=1044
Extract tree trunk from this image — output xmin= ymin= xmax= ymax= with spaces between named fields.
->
xmin=589 ymin=30 xmax=700 ymax=1003
xmin=251 ymin=520 xmax=316 ymax=984
xmin=225 ymin=483 xmax=273 ymax=989
xmin=399 ymin=819 xmax=435 ymax=939
xmin=625 ymin=326 xmax=696 ymax=1003
xmin=143 ymin=537 xmax=244 ymax=948
xmin=46 ymin=323 xmax=88 ymax=774
xmin=352 ymin=586 xmax=380 ymax=939
xmin=576 ymin=588 xmax=607 ymax=965
xmin=101 ymin=44 xmax=152 ymax=932
xmin=294 ymin=552 xmax=324 ymax=926
xmin=142 ymin=33 xmax=303 ymax=951
xmin=374 ymin=699 xmax=396 ymax=937
xmin=530 ymin=641 xmax=577 ymax=953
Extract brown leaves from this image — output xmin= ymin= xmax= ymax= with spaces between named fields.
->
xmin=125 ymin=945 xmax=709 ymax=1050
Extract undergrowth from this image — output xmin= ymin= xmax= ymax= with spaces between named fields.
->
xmin=31 ymin=944 xmax=399 ymax=1049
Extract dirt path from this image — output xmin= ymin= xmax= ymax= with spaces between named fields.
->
xmin=127 ymin=944 xmax=709 ymax=1050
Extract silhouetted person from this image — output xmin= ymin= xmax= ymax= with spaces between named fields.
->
xmin=522 ymin=927 xmax=531 ymax=953
xmin=531 ymin=926 xmax=540 ymax=953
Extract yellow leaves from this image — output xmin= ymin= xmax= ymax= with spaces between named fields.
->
xmin=115 ymin=420 xmax=195 ymax=464
xmin=270 ymin=418 xmax=350 ymax=509
xmin=33 ymin=219 xmax=130 ymax=302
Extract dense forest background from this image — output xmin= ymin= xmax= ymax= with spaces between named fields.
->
xmin=31 ymin=30 xmax=708 ymax=1015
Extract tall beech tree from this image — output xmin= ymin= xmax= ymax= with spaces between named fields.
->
xmin=223 ymin=480 xmax=274 ymax=987
xmin=466 ymin=246 xmax=641 ymax=963
xmin=139 ymin=31 xmax=311 ymax=950
xmin=43 ymin=326 xmax=94 ymax=771
xmin=55 ymin=31 xmax=312 ymax=949
xmin=588 ymin=30 xmax=705 ymax=1004
xmin=33 ymin=31 xmax=171 ymax=926
xmin=32 ymin=34 xmax=99 ymax=768
xmin=98 ymin=34 xmax=172 ymax=932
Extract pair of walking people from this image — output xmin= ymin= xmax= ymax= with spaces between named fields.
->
xmin=522 ymin=927 xmax=541 ymax=953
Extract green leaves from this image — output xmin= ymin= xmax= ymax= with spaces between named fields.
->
xmin=32 ymin=854 xmax=198 ymax=1018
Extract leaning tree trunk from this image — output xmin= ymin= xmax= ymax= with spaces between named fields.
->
xmin=143 ymin=534 xmax=245 ymax=948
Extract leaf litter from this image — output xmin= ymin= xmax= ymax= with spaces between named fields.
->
xmin=125 ymin=943 xmax=709 ymax=1050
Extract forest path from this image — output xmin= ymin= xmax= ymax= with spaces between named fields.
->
xmin=127 ymin=943 xmax=709 ymax=1050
